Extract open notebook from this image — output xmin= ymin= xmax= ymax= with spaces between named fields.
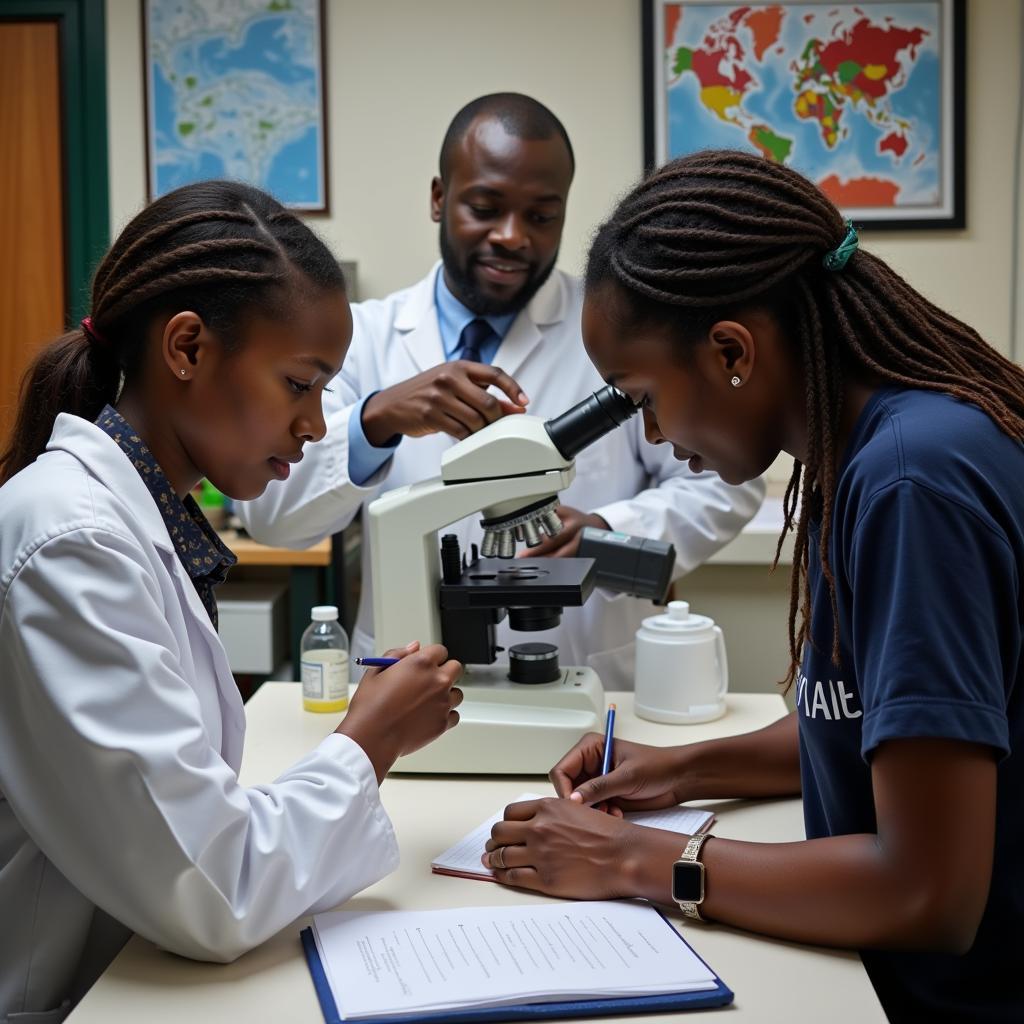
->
xmin=302 ymin=900 xmax=732 ymax=1022
xmin=432 ymin=793 xmax=714 ymax=882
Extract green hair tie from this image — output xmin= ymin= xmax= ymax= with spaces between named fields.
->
xmin=823 ymin=220 xmax=858 ymax=272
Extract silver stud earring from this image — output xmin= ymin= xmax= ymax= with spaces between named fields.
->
xmin=180 ymin=369 xmax=186 ymax=377
xmin=730 ymin=375 xmax=741 ymax=387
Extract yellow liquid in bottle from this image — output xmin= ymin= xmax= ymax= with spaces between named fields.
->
xmin=301 ymin=649 xmax=349 ymax=713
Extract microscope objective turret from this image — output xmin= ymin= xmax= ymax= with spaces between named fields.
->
xmin=476 ymin=387 xmax=637 ymax=560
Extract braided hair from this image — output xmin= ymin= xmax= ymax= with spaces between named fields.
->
xmin=0 ymin=180 xmax=345 ymax=484
xmin=587 ymin=149 xmax=1024 ymax=688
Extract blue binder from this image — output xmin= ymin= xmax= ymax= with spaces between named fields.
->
xmin=300 ymin=911 xmax=733 ymax=1024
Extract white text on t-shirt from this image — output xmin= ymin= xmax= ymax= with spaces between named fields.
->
xmin=796 ymin=674 xmax=863 ymax=720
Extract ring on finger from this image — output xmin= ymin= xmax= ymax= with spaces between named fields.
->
xmin=493 ymin=846 xmax=506 ymax=870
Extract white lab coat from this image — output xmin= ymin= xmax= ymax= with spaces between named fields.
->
xmin=240 ymin=265 xmax=764 ymax=689
xmin=0 ymin=415 xmax=399 ymax=1023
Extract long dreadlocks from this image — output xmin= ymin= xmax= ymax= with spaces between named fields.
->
xmin=586 ymin=149 xmax=1024 ymax=688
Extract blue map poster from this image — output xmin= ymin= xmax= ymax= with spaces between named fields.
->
xmin=145 ymin=0 xmax=327 ymax=211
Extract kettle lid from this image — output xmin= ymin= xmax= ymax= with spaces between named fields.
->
xmin=641 ymin=599 xmax=715 ymax=634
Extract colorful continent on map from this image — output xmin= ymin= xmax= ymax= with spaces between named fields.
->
xmin=666 ymin=6 xmax=791 ymax=163
xmin=793 ymin=17 xmax=927 ymax=155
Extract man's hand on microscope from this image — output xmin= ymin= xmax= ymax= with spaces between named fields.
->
xmin=519 ymin=505 xmax=611 ymax=558
xmin=361 ymin=362 xmax=529 ymax=445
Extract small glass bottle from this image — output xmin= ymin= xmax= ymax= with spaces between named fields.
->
xmin=300 ymin=605 xmax=350 ymax=713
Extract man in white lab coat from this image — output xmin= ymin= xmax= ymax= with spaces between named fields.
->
xmin=240 ymin=93 xmax=764 ymax=689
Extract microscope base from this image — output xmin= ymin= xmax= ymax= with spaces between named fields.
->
xmin=390 ymin=665 xmax=606 ymax=775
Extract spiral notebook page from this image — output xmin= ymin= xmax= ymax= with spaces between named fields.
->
xmin=432 ymin=793 xmax=714 ymax=881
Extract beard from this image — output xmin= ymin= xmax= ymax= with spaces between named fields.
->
xmin=439 ymin=218 xmax=558 ymax=317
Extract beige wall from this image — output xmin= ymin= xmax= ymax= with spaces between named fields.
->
xmin=106 ymin=0 xmax=1022 ymax=355
xmin=106 ymin=0 xmax=643 ymax=301
xmin=104 ymin=0 xmax=1022 ymax=693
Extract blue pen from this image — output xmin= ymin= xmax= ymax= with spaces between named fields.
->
xmin=354 ymin=657 xmax=400 ymax=668
xmin=600 ymin=703 xmax=617 ymax=776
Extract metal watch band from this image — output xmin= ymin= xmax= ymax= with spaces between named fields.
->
xmin=675 ymin=832 xmax=712 ymax=921
xmin=682 ymin=833 xmax=708 ymax=862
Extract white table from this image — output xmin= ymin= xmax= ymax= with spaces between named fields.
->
xmin=68 ymin=688 xmax=884 ymax=1022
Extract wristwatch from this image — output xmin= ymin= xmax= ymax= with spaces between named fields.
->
xmin=672 ymin=833 xmax=713 ymax=921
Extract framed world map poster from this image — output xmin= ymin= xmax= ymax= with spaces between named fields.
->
xmin=643 ymin=1 xmax=965 ymax=229
xmin=143 ymin=0 xmax=328 ymax=212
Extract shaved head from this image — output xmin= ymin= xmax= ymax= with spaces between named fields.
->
xmin=439 ymin=93 xmax=574 ymax=183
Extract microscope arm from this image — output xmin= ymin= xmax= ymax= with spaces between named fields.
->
xmin=368 ymin=462 xmax=575 ymax=653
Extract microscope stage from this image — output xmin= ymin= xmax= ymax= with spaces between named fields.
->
xmin=439 ymin=557 xmax=596 ymax=609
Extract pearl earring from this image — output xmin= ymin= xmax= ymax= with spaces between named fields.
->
xmin=730 ymin=375 xmax=741 ymax=387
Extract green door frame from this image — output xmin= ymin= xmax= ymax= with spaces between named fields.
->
xmin=0 ymin=0 xmax=109 ymax=322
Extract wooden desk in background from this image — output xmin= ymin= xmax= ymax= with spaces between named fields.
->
xmin=219 ymin=531 xmax=333 ymax=680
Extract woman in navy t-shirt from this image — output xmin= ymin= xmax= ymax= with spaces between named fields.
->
xmin=482 ymin=150 xmax=1024 ymax=1022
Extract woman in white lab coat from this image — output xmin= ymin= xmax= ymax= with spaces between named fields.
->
xmin=0 ymin=181 xmax=463 ymax=1023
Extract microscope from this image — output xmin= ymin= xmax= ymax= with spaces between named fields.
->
xmin=367 ymin=386 xmax=674 ymax=773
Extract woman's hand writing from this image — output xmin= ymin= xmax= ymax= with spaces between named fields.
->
xmin=550 ymin=733 xmax=689 ymax=813
xmin=337 ymin=641 xmax=463 ymax=782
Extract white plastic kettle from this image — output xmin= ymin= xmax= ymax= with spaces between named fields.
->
xmin=634 ymin=600 xmax=728 ymax=724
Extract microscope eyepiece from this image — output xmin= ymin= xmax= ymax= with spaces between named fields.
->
xmin=543 ymin=385 xmax=637 ymax=460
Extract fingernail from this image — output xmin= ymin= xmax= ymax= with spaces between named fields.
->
xmin=569 ymin=792 xmax=583 ymax=803
xmin=480 ymin=854 xmax=489 ymax=866
xmin=519 ymin=392 xmax=529 ymax=404
xmin=405 ymin=640 xmax=419 ymax=651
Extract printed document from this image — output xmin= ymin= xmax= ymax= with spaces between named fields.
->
xmin=432 ymin=792 xmax=714 ymax=881
xmin=310 ymin=900 xmax=718 ymax=1020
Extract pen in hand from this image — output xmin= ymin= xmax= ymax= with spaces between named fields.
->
xmin=597 ymin=703 xmax=616 ymax=811
xmin=600 ymin=703 xmax=616 ymax=775
xmin=354 ymin=657 xmax=400 ymax=668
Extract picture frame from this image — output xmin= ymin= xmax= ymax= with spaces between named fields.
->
xmin=142 ymin=0 xmax=329 ymax=213
xmin=642 ymin=1 xmax=965 ymax=229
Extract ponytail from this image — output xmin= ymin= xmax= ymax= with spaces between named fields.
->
xmin=0 ymin=327 xmax=120 ymax=485
xmin=0 ymin=179 xmax=345 ymax=487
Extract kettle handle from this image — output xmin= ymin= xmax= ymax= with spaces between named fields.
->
xmin=713 ymin=625 xmax=729 ymax=700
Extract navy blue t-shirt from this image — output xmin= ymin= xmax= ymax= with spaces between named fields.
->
xmin=797 ymin=388 xmax=1023 ymax=1022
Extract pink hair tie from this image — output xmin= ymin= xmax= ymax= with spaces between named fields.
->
xmin=80 ymin=316 xmax=108 ymax=347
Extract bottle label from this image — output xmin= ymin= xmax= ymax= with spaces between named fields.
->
xmin=301 ymin=650 xmax=349 ymax=702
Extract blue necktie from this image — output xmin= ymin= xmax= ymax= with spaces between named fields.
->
xmin=457 ymin=318 xmax=495 ymax=364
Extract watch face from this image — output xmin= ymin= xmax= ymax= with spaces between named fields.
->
xmin=672 ymin=861 xmax=705 ymax=903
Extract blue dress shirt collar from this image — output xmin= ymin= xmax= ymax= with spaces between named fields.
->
xmin=434 ymin=268 xmax=516 ymax=358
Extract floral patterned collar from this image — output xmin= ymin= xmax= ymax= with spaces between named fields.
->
xmin=95 ymin=405 xmax=236 ymax=628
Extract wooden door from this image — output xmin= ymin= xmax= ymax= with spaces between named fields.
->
xmin=0 ymin=19 xmax=65 ymax=444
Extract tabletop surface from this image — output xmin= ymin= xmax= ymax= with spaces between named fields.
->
xmin=68 ymin=687 xmax=884 ymax=1023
